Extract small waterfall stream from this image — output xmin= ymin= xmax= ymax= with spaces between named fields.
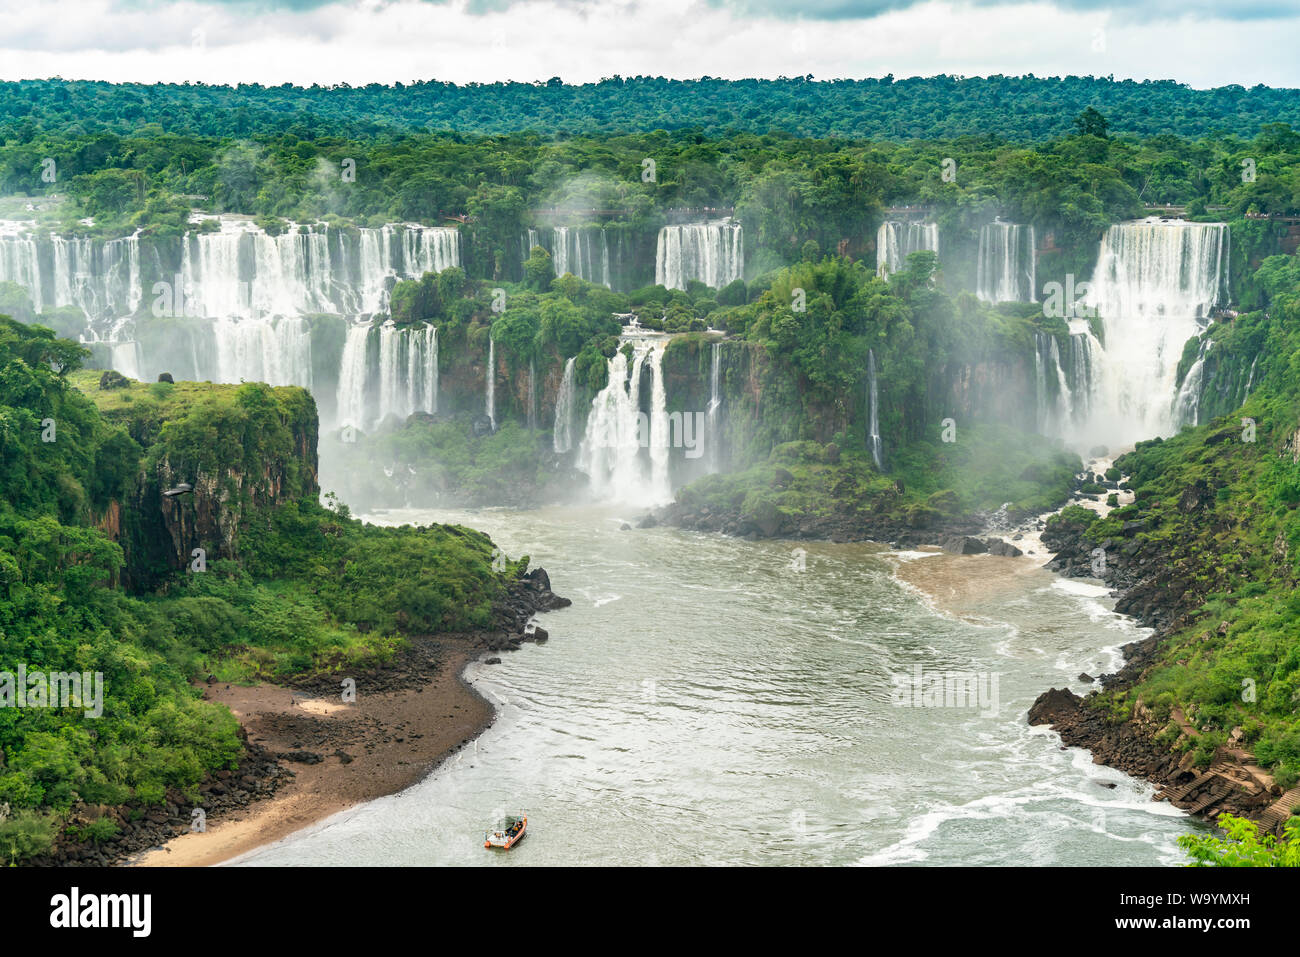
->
xmin=553 ymin=357 xmax=577 ymax=454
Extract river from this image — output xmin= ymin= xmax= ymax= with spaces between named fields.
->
xmin=233 ymin=504 xmax=1199 ymax=866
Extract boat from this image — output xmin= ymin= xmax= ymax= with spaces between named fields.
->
xmin=483 ymin=815 xmax=527 ymax=849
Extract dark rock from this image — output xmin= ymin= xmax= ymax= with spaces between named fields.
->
xmin=986 ymin=538 xmax=1023 ymax=557
xmin=280 ymin=750 xmax=324 ymax=765
xmin=1078 ymin=672 xmax=1094 ymax=683
xmin=485 ymin=657 xmax=502 ymax=665
xmin=157 ymin=372 xmax=174 ymax=383
xmin=941 ymin=535 xmax=988 ymax=555
xmin=1027 ymin=687 xmax=1081 ymax=726
xmin=771 ymin=467 xmax=794 ymax=489
xmin=98 ymin=370 xmax=130 ymax=390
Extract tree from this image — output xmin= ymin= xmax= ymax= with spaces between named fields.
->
xmin=1179 ymin=814 xmax=1300 ymax=867
xmin=1073 ymin=107 xmax=1109 ymax=139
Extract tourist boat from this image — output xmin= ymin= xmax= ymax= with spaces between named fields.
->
xmin=483 ymin=815 xmax=527 ymax=849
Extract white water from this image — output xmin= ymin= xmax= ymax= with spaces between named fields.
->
xmin=876 ymin=221 xmax=938 ymax=278
xmin=867 ymin=348 xmax=883 ymax=469
xmin=0 ymin=228 xmax=141 ymax=322
xmin=706 ymin=341 xmax=722 ymax=473
xmin=1172 ymin=339 xmax=1213 ymax=428
xmin=335 ymin=321 xmax=439 ymax=431
xmin=577 ymin=335 xmax=673 ymax=504
xmin=550 ymin=226 xmax=611 ymax=287
xmin=553 ymin=357 xmax=577 ymax=454
xmin=1081 ymin=219 xmax=1229 ymax=447
xmin=977 ymin=222 xmax=1036 ymax=303
xmin=655 ymin=221 xmax=743 ymax=291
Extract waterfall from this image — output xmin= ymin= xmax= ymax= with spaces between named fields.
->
xmin=577 ymin=337 xmax=673 ymax=504
xmin=213 ymin=314 xmax=313 ymax=389
xmin=876 ymin=221 xmax=938 ymax=278
xmin=655 ymin=221 xmax=743 ymax=291
xmin=977 ymin=222 xmax=1036 ymax=303
xmin=706 ymin=342 xmax=722 ymax=473
xmin=426 ymin=325 xmax=439 ymax=415
xmin=1172 ymin=339 xmax=1214 ymax=428
xmin=1081 ymin=219 xmax=1230 ymax=446
xmin=484 ymin=338 xmax=495 ymax=428
xmin=867 ymin=349 xmax=883 ymax=470
xmin=647 ymin=343 xmax=670 ymax=497
xmin=0 ymin=233 xmax=44 ymax=312
xmin=553 ymin=357 xmax=577 ymax=453
xmin=527 ymin=359 xmax=537 ymax=430
xmin=1244 ymin=354 xmax=1260 ymax=396
xmin=337 ymin=323 xmax=371 ymax=430
xmin=0 ymin=230 xmax=141 ymax=322
xmin=530 ymin=226 xmax=612 ymax=287
xmin=334 ymin=321 xmax=438 ymax=431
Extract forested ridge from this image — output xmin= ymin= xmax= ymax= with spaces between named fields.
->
xmin=2 ymin=75 xmax=1298 ymax=140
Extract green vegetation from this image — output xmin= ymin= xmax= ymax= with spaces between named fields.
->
xmin=1180 ymin=814 xmax=1300 ymax=867
xmin=0 ymin=319 xmax=525 ymax=861
xmin=2 ymin=76 xmax=1298 ymax=141
xmin=1063 ymin=258 xmax=1300 ymax=788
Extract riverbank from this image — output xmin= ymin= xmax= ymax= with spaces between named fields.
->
xmin=92 ymin=568 xmax=570 ymax=867
xmin=131 ymin=643 xmax=493 ymax=867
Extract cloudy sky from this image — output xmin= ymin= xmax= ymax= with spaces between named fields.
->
xmin=0 ymin=0 xmax=1294 ymax=88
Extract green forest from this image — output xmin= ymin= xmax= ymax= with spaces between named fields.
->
xmin=1 ymin=74 xmax=1300 ymax=865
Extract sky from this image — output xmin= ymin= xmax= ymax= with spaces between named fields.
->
xmin=0 ymin=0 xmax=1295 ymax=89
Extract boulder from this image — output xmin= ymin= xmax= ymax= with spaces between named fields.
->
xmin=941 ymin=535 xmax=988 ymax=555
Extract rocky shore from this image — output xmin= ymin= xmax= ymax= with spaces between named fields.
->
xmin=31 ymin=568 xmax=569 ymax=867
xmin=1031 ymin=506 xmax=1296 ymax=836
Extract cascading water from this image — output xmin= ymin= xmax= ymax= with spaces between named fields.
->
xmin=337 ymin=323 xmax=372 ymax=430
xmin=1172 ymin=339 xmax=1214 ymax=428
xmin=550 ymin=227 xmax=612 ymax=287
xmin=977 ymin=222 xmax=1036 ymax=303
xmin=577 ymin=335 xmax=673 ymax=504
xmin=528 ymin=359 xmax=537 ymax=431
xmin=553 ymin=357 xmax=577 ymax=453
xmin=335 ymin=321 xmax=439 ymax=431
xmin=867 ymin=349 xmax=883 ymax=470
xmin=1081 ymin=219 xmax=1230 ymax=447
xmin=655 ymin=221 xmax=743 ymax=291
xmin=706 ymin=342 xmax=722 ymax=473
xmin=876 ymin=222 xmax=938 ymax=278
xmin=486 ymin=337 xmax=496 ymax=431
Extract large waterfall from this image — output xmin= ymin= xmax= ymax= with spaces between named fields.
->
xmin=876 ymin=222 xmax=938 ymax=278
xmin=976 ymin=222 xmax=1036 ymax=303
xmin=655 ymin=221 xmax=743 ymax=291
xmin=1081 ymin=219 xmax=1230 ymax=446
xmin=0 ymin=217 xmax=457 ymax=431
xmin=335 ymin=321 xmax=439 ymax=431
xmin=177 ymin=219 xmax=459 ymax=320
xmin=0 ymin=229 xmax=142 ymax=322
xmin=553 ymin=357 xmax=577 ymax=453
xmin=577 ymin=335 xmax=673 ymax=504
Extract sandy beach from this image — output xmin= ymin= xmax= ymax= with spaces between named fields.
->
xmin=130 ymin=646 xmax=492 ymax=867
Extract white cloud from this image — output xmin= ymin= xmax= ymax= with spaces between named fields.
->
xmin=0 ymin=0 xmax=1293 ymax=88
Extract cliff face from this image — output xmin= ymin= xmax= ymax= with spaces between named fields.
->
xmin=75 ymin=374 xmax=320 ymax=590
